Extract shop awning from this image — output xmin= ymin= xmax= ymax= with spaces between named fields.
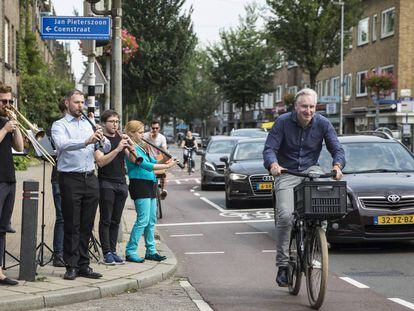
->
xmin=176 ymin=123 xmax=188 ymax=130
xmin=261 ymin=121 xmax=274 ymax=129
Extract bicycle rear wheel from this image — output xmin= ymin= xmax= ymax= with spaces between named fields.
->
xmin=288 ymin=229 xmax=302 ymax=295
xmin=305 ymin=227 xmax=328 ymax=309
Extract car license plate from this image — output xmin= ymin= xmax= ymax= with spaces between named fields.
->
xmin=257 ymin=182 xmax=273 ymax=190
xmin=374 ymin=215 xmax=414 ymax=225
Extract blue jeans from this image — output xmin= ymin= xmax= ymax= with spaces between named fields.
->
xmin=52 ymin=182 xmax=64 ymax=254
xmin=125 ymin=198 xmax=157 ymax=257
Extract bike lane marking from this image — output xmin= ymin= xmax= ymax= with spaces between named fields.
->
xmin=185 ymin=251 xmax=225 ymax=255
xmin=235 ymin=231 xmax=268 ymax=235
xmin=339 ymin=277 xmax=370 ymax=288
xmin=180 ymin=280 xmax=214 ymax=311
xmin=388 ymin=298 xmax=414 ymax=310
xmin=170 ymin=234 xmax=204 ymax=237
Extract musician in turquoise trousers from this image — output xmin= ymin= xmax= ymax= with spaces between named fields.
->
xmin=124 ymin=120 xmax=177 ymax=263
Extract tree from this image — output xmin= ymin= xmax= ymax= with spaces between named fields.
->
xmin=208 ymin=3 xmax=279 ymax=128
xmin=153 ymin=49 xmax=220 ymax=135
xmin=122 ymin=0 xmax=197 ymax=121
xmin=266 ymin=0 xmax=362 ymax=88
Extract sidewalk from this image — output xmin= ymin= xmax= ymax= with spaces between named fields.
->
xmin=1 ymin=164 xmax=176 ymax=311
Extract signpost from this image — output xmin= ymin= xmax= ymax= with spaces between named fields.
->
xmin=40 ymin=16 xmax=111 ymax=40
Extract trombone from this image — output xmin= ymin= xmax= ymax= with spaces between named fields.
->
xmin=5 ymin=105 xmax=56 ymax=166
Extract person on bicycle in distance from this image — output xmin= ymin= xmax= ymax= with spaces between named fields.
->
xmin=181 ymin=130 xmax=198 ymax=172
xmin=262 ymin=88 xmax=345 ymax=287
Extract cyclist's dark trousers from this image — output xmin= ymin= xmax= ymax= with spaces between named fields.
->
xmin=98 ymin=180 xmax=128 ymax=255
xmin=274 ymin=165 xmax=322 ymax=267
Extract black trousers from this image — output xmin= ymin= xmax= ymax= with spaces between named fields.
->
xmin=98 ymin=180 xmax=128 ymax=255
xmin=0 ymin=182 xmax=16 ymax=266
xmin=59 ymin=172 xmax=99 ymax=269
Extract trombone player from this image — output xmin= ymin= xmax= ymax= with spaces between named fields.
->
xmin=0 ymin=83 xmax=23 ymax=286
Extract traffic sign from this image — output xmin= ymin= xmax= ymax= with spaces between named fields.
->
xmin=40 ymin=16 xmax=111 ymax=40
xmin=319 ymin=96 xmax=340 ymax=103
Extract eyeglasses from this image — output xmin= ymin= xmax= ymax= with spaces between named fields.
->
xmin=106 ymin=120 xmax=120 ymax=124
xmin=152 ymin=127 xmax=159 ymax=130
xmin=0 ymin=99 xmax=14 ymax=105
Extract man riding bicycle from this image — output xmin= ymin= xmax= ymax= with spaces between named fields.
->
xmin=181 ymin=130 xmax=198 ymax=172
xmin=262 ymin=88 xmax=345 ymax=287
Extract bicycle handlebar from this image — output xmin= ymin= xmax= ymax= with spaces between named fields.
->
xmin=280 ymin=169 xmax=337 ymax=179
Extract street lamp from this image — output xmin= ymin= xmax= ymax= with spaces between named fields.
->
xmin=332 ymin=1 xmax=344 ymax=135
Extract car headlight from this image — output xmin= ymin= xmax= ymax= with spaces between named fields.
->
xmin=204 ymin=162 xmax=216 ymax=171
xmin=229 ymin=173 xmax=247 ymax=181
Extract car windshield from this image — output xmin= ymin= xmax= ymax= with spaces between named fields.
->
xmin=319 ymin=141 xmax=414 ymax=173
xmin=231 ymin=130 xmax=267 ymax=138
xmin=233 ymin=141 xmax=264 ymax=161
xmin=207 ymin=140 xmax=238 ymax=154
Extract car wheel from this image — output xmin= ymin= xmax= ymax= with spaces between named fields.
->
xmin=225 ymin=192 xmax=237 ymax=209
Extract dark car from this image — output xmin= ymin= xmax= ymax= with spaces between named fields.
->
xmin=200 ymin=136 xmax=245 ymax=190
xmin=229 ymin=128 xmax=268 ymax=138
xmin=221 ymin=138 xmax=273 ymax=208
xmin=317 ymin=134 xmax=414 ymax=244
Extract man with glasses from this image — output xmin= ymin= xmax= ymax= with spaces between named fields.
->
xmin=143 ymin=120 xmax=168 ymax=199
xmin=94 ymin=110 xmax=131 ymax=265
xmin=0 ymin=83 xmax=23 ymax=285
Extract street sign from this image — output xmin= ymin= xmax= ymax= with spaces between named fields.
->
xmin=319 ymin=96 xmax=340 ymax=103
xmin=40 ymin=16 xmax=111 ymax=40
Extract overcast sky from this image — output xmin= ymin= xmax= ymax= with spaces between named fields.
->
xmin=52 ymin=0 xmax=266 ymax=81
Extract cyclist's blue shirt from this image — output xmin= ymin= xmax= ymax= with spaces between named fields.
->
xmin=263 ymin=112 xmax=345 ymax=172
xmin=125 ymin=145 xmax=157 ymax=182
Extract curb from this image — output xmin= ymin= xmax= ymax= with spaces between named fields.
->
xmin=0 ymin=242 xmax=177 ymax=311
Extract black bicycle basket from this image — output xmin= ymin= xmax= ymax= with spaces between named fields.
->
xmin=294 ymin=181 xmax=347 ymax=219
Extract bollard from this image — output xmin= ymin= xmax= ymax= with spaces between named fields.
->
xmin=19 ymin=180 xmax=39 ymax=281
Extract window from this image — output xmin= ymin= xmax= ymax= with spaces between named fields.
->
xmin=380 ymin=65 xmax=394 ymax=75
xmin=330 ymin=76 xmax=340 ymax=97
xmin=275 ymin=85 xmax=282 ymax=103
xmin=288 ymin=86 xmax=298 ymax=95
xmin=344 ymin=74 xmax=352 ymax=98
xmin=4 ymin=19 xmax=9 ymax=64
xmin=263 ymin=93 xmax=274 ymax=109
xmin=358 ymin=18 xmax=369 ymax=46
xmin=276 ymin=51 xmax=285 ymax=69
xmin=324 ymin=80 xmax=330 ymax=96
xmin=348 ymin=27 xmax=353 ymax=49
xmin=372 ymin=14 xmax=377 ymax=41
xmin=357 ymin=71 xmax=368 ymax=97
xmin=381 ymin=7 xmax=395 ymax=38
xmin=316 ymin=81 xmax=323 ymax=98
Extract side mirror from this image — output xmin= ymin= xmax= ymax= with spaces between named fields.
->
xmin=219 ymin=156 xmax=228 ymax=164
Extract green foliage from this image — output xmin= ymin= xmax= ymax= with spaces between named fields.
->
xmin=266 ymin=0 xmax=362 ymax=87
xmin=153 ymin=50 xmax=220 ymax=126
xmin=18 ymin=2 xmax=75 ymax=130
xmin=208 ymin=4 xmax=279 ymax=126
xmin=13 ymin=156 xmax=29 ymax=171
xmin=122 ymin=0 xmax=197 ymax=120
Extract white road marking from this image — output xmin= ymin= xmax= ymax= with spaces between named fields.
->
xmin=190 ymin=189 xmax=195 ymax=192
xmin=156 ymin=219 xmax=273 ymax=227
xmin=200 ymin=197 xmax=226 ymax=212
xmin=196 ymin=179 xmax=201 ymax=184
xmin=339 ymin=277 xmax=370 ymax=288
xmin=388 ymin=298 xmax=414 ymax=310
xmin=185 ymin=251 xmax=225 ymax=255
xmin=175 ymin=180 xmax=181 ymax=184
xmin=235 ymin=231 xmax=268 ymax=235
xmin=170 ymin=234 xmax=204 ymax=237
xmin=262 ymin=250 xmax=276 ymax=253
xmin=194 ymin=193 xmax=201 ymax=197
xmin=179 ymin=281 xmax=214 ymax=311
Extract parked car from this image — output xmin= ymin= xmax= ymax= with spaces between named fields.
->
xmin=230 ymin=128 xmax=268 ymax=138
xmin=200 ymin=136 xmax=246 ymax=190
xmin=221 ymin=138 xmax=273 ymax=208
xmin=316 ymin=134 xmax=414 ymax=244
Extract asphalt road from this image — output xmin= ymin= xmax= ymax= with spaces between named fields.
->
xmin=155 ymin=147 xmax=414 ymax=310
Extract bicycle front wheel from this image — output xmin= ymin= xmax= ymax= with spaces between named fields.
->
xmin=305 ymin=227 xmax=328 ymax=309
xmin=288 ymin=229 xmax=302 ymax=295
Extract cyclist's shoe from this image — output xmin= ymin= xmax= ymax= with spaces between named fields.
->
xmin=160 ymin=189 xmax=168 ymax=200
xmin=276 ymin=266 xmax=289 ymax=287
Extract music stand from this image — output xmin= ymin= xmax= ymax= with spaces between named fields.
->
xmin=29 ymin=132 xmax=59 ymax=267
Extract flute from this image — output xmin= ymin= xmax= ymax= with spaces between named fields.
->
xmin=142 ymin=137 xmax=185 ymax=169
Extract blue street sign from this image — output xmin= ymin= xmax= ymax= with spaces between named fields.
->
xmin=40 ymin=16 xmax=111 ymax=40
xmin=319 ymin=96 xmax=340 ymax=103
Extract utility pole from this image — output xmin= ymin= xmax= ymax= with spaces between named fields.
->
xmin=333 ymin=1 xmax=344 ymax=135
xmin=88 ymin=0 xmax=123 ymax=125
xmin=84 ymin=2 xmax=96 ymax=118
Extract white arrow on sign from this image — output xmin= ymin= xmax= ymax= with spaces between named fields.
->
xmin=46 ymin=26 xmax=51 ymax=32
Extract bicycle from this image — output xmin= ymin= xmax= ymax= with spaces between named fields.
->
xmin=155 ymin=175 xmax=164 ymax=219
xmin=281 ymin=169 xmax=347 ymax=310
xmin=184 ymin=146 xmax=196 ymax=175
